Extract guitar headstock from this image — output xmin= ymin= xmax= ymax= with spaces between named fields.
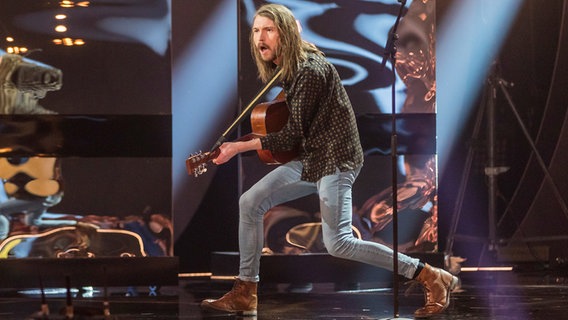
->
xmin=185 ymin=149 xmax=220 ymax=177
xmin=186 ymin=151 xmax=210 ymax=177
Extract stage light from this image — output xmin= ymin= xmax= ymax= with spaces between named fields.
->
xmin=55 ymin=25 xmax=68 ymax=33
xmin=461 ymin=266 xmax=513 ymax=272
xmin=59 ymin=1 xmax=74 ymax=8
xmin=171 ymin=1 xmax=238 ymax=237
xmin=436 ymin=0 xmax=524 ymax=178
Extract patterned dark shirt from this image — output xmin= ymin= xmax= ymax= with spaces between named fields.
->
xmin=260 ymin=53 xmax=364 ymax=182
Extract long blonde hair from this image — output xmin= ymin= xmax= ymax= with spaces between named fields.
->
xmin=250 ymin=4 xmax=322 ymax=83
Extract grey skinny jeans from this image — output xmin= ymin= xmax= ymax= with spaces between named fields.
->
xmin=237 ymin=160 xmax=419 ymax=282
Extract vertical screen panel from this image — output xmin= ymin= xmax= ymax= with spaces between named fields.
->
xmin=0 ymin=0 xmax=173 ymax=259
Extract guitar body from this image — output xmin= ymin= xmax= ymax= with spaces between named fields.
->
xmin=250 ymin=98 xmax=298 ymax=164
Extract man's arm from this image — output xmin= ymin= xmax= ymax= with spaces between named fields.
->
xmin=212 ymin=138 xmax=262 ymax=165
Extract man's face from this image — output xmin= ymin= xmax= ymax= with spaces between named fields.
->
xmin=252 ymin=15 xmax=281 ymax=65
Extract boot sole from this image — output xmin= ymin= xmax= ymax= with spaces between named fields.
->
xmin=237 ymin=310 xmax=258 ymax=316
xmin=201 ymin=301 xmax=257 ymax=316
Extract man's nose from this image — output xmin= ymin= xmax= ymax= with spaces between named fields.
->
xmin=258 ymin=30 xmax=267 ymax=40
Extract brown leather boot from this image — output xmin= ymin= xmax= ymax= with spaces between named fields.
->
xmin=200 ymin=278 xmax=258 ymax=316
xmin=414 ymin=263 xmax=459 ymax=318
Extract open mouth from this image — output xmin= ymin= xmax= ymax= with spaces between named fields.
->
xmin=258 ymin=43 xmax=269 ymax=54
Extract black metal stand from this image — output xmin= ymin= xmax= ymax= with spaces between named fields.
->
xmin=444 ymin=72 xmax=502 ymax=264
xmin=379 ymin=1 xmax=409 ymax=318
xmin=496 ymin=78 xmax=568 ymax=221
xmin=445 ymin=63 xmax=568 ymax=263
xmin=444 ymin=77 xmax=492 ymax=259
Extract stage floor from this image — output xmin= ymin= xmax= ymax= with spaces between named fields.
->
xmin=0 ymin=267 xmax=567 ymax=319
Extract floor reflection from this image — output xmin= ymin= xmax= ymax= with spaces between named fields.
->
xmin=0 ymin=268 xmax=567 ymax=319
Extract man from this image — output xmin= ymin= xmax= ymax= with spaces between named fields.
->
xmin=200 ymin=3 xmax=457 ymax=318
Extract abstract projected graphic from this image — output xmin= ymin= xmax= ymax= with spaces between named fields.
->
xmin=0 ymin=0 xmax=173 ymax=259
xmin=238 ymin=0 xmax=437 ymax=254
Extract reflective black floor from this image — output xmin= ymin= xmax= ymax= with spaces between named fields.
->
xmin=1 ymin=268 xmax=567 ymax=319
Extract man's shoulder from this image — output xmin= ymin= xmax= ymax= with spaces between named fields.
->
xmin=306 ymin=52 xmax=327 ymax=64
xmin=301 ymin=52 xmax=331 ymax=73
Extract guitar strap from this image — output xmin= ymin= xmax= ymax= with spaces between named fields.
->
xmin=209 ymin=69 xmax=283 ymax=152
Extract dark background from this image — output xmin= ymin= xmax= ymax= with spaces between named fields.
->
xmin=1 ymin=0 xmax=566 ymax=271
